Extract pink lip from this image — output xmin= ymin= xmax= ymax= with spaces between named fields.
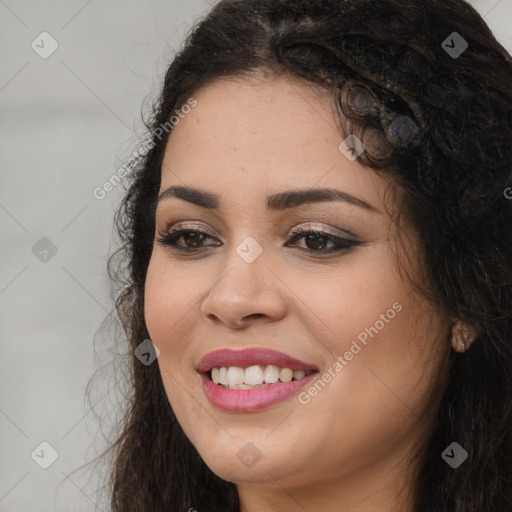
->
xmin=197 ymin=347 xmax=319 ymax=412
xmin=200 ymin=372 xmax=318 ymax=412
xmin=197 ymin=347 xmax=318 ymax=373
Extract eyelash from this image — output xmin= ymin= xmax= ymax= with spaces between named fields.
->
xmin=155 ymin=224 xmax=361 ymax=256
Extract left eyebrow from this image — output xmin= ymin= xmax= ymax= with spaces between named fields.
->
xmin=157 ymin=185 xmax=382 ymax=214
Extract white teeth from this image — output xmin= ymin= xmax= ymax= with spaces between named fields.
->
xmin=244 ymin=365 xmax=264 ymax=385
xmin=264 ymin=365 xmax=280 ymax=383
xmin=293 ymin=370 xmax=306 ymax=380
xmin=279 ymin=368 xmax=293 ymax=383
xmin=210 ymin=365 xmax=314 ymax=387
xmin=227 ymin=366 xmax=245 ymax=385
xmin=218 ymin=367 xmax=228 ymax=385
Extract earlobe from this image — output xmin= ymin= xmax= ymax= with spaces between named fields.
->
xmin=451 ymin=319 xmax=478 ymax=353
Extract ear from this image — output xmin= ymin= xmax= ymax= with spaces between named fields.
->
xmin=450 ymin=319 xmax=478 ymax=353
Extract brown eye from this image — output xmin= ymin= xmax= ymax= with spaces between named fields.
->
xmin=180 ymin=231 xmax=207 ymax=248
xmin=286 ymin=227 xmax=361 ymax=255
xmin=156 ymin=228 xmax=220 ymax=251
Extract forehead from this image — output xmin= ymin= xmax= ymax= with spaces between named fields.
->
xmin=159 ymin=74 xmax=393 ymax=214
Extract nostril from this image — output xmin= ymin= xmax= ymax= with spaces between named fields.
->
xmin=245 ymin=313 xmax=265 ymax=320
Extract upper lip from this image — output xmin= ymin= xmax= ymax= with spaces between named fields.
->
xmin=197 ymin=347 xmax=319 ymax=373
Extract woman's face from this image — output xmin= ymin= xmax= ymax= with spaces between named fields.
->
xmin=144 ymin=73 xmax=451 ymax=505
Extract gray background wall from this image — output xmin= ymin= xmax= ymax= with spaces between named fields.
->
xmin=1 ymin=1 xmax=511 ymax=510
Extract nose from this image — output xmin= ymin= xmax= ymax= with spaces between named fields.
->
xmin=200 ymin=245 xmax=287 ymax=329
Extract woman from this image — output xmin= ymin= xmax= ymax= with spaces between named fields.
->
xmin=99 ymin=0 xmax=512 ymax=510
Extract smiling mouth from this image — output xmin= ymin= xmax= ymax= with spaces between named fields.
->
xmin=205 ymin=364 xmax=318 ymax=389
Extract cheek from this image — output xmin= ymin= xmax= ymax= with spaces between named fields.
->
xmin=290 ymin=244 xmax=447 ymax=408
xmin=144 ymin=255 xmax=203 ymax=417
xmin=144 ymin=253 xmax=199 ymax=343
xmin=289 ymin=245 xmax=408 ymax=349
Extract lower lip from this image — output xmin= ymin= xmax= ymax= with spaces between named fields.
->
xmin=200 ymin=372 xmax=318 ymax=412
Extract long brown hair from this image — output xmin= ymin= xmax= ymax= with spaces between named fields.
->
xmin=90 ymin=1 xmax=512 ymax=510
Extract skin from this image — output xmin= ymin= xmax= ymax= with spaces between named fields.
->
xmin=144 ymin=71 xmax=454 ymax=512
